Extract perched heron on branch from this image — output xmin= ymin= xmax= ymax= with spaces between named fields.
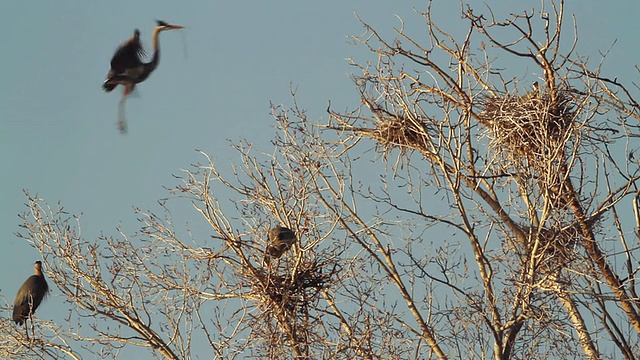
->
xmin=266 ymin=226 xmax=297 ymax=260
xmin=13 ymin=261 xmax=49 ymax=339
xmin=103 ymin=20 xmax=184 ymax=132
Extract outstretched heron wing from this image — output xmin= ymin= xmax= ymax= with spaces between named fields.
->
xmin=109 ymin=30 xmax=146 ymax=75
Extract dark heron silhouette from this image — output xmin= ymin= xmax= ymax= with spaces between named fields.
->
xmin=266 ymin=226 xmax=297 ymax=260
xmin=13 ymin=261 xmax=49 ymax=338
xmin=102 ymin=20 xmax=184 ymax=132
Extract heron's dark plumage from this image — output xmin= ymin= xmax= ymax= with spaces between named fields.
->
xmin=102 ymin=82 xmax=117 ymax=92
xmin=111 ymin=29 xmax=146 ymax=73
xmin=103 ymin=20 xmax=183 ymax=92
xmin=267 ymin=226 xmax=297 ymax=259
xmin=102 ymin=29 xmax=147 ymax=92
xmin=13 ymin=261 xmax=49 ymax=325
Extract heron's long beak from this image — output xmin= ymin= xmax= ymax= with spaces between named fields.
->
xmin=165 ymin=24 xmax=184 ymax=30
xmin=156 ymin=20 xmax=184 ymax=30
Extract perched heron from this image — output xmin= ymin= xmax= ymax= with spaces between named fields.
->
xmin=102 ymin=20 xmax=184 ymax=132
xmin=266 ymin=226 xmax=297 ymax=260
xmin=13 ymin=261 xmax=49 ymax=339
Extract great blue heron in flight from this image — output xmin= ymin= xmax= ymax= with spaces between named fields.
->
xmin=103 ymin=20 xmax=184 ymax=133
xmin=13 ymin=261 xmax=49 ymax=339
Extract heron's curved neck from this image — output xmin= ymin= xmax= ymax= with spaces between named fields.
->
xmin=150 ymin=27 xmax=162 ymax=68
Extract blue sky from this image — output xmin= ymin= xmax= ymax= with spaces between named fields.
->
xmin=0 ymin=1 xmax=383 ymax=269
xmin=1 ymin=0 xmax=639 ymax=356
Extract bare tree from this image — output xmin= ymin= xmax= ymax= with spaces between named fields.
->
xmin=3 ymin=1 xmax=640 ymax=359
xmin=325 ymin=0 xmax=640 ymax=358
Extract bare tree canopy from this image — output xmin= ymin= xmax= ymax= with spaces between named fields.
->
xmin=4 ymin=1 xmax=640 ymax=359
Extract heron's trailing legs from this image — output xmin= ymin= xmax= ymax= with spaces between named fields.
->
xmin=117 ymin=84 xmax=135 ymax=134
xmin=117 ymin=101 xmax=127 ymax=134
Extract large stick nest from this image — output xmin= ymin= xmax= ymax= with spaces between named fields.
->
xmin=262 ymin=261 xmax=334 ymax=312
xmin=372 ymin=113 xmax=431 ymax=152
xmin=251 ymin=256 xmax=338 ymax=320
xmin=522 ymin=224 xmax=580 ymax=273
xmin=248 ymin=257 xmax=337 ymax=353
xmin=478 ymin=87 xmax=576 ymax=170
xmin=358 ymin=98 xmax=434 ymax=156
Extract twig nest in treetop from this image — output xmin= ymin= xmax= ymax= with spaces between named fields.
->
xmin=354 ymin=95 xmax=436 ymax=156
xmin=257 ymin=258 xmax=335 ymax=314
xmin=478 ymin=86 xmax=576 ymax=166
xmin=266 ymin=226 xmax=297 ymax=259
xmin=516 ymin=224 xmax=585 ymax=273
